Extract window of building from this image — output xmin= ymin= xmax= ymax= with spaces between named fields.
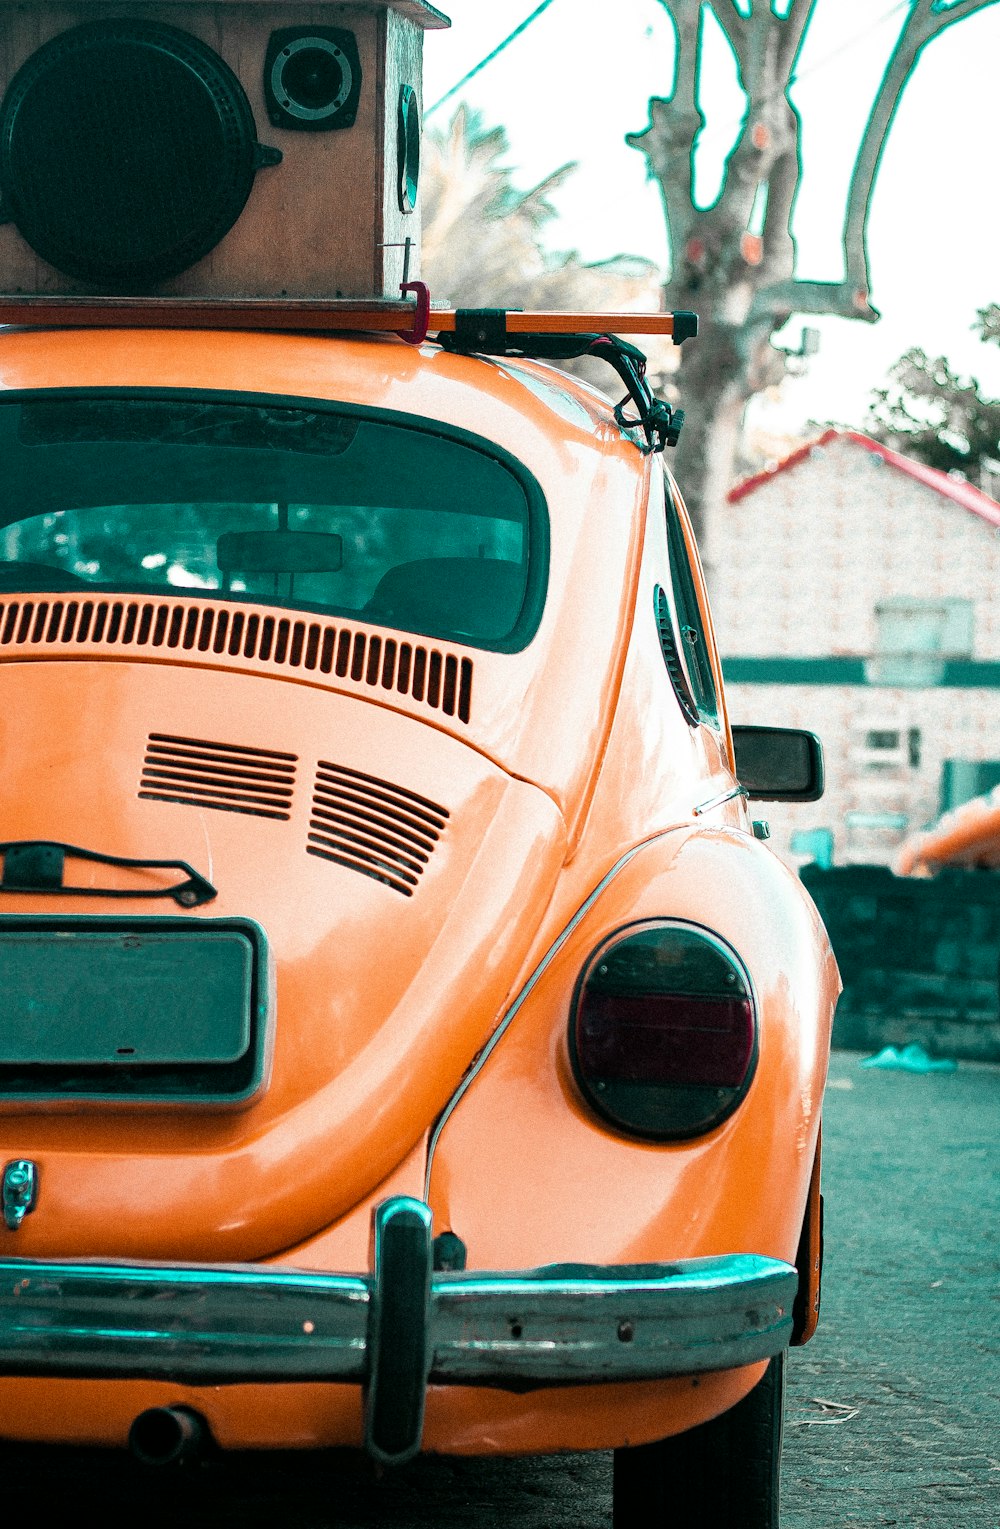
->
xmin=851 ymin=719 xmax=913 ymax=774
xmin=875 ymin=597 xmax=973 ymax=657
xmin=868 ymin=598 xmax=973 ymax=686
xmin=865 ymin=729 xmax=901 ymax=752
xmin=908 ymin=727 xmax=922 ymax=769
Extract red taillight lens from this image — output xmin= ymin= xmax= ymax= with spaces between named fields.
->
xmin=570 ymin=921 xmax=757 ymax=1140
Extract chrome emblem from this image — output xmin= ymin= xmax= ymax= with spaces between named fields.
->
xmin=2 ymin=1159 xmax=38 ymax=1230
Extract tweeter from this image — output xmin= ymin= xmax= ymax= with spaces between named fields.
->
xmin=264 ymin=27 xmax=362 ymax=132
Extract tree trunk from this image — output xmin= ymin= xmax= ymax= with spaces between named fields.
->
xmin=670 ymin=324 xmax=752 ymax=585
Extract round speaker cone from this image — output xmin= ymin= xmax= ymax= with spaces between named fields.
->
xmin=0 ymin=20 xmax=268 ymax=287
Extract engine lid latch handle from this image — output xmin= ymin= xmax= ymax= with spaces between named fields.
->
xmin=0 ymin=840 xmax=217 ymax=908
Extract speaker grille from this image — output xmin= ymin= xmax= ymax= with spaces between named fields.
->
xmin=0 ymin=20 xmax=270 ymax=286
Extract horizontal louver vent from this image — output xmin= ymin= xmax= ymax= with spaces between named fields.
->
xmin=0 ymin=598 xmax=474 ymax=722
xmin=307 ymin=761 xmax=448 ymax=897
xmin=140 ymin=733 xmax=297 ymax=820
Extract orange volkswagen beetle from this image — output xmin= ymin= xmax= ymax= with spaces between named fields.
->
xmin=0 ymin=4 xmax=836 ymax=1522
xmin=0 ymin=314 xmax=836 ymax=1525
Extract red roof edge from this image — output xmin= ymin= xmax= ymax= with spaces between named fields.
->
xmin=727 ymin=428 xmax=1000 ymax=529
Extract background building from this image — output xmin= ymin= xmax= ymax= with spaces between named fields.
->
xmin=712 ymin=430 xmax=1000 ymax=866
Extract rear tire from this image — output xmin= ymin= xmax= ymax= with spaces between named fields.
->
xmin=612 ymin=1352 xmax=785 ymax=1529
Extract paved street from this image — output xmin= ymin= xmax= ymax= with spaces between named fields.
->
xmin=2 ymin=1050 xmax=998 ymax=1526
xmin=782 ymin=1050 xmax=999 ymax=1528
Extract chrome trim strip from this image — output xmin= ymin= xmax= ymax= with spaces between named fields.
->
xmin=693 ymin=783 xmax=748 ymax=816
xmin=423 ymin=840 xmax=658 ymax=1198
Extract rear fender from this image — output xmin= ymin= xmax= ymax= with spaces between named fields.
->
xmin=416 ymin=824 xmax=837 ymax=1451
xmin=791 ymin=1127 xmax=823 ymax=1346
xmin=427 ymin=824 xmax=838 ymax=1274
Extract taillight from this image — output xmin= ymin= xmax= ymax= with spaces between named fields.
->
xmin=570 ymin=921 xmax=757 ymax=1140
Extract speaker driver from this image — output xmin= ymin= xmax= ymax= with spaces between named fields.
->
xmin=0 ymin=20 xmax=279 ymax=288
xmin=397 ymin=84 xmax=420 ymax=214
xmin=264 ymin=28 xmax=362 ymax=132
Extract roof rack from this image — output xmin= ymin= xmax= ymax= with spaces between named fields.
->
xmin=0 ymin=294 xmax=697 ymax=344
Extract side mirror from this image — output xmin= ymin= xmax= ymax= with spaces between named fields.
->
xmin=732 ymin=725 xmax=825 ymax=802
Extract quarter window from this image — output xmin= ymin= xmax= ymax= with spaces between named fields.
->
xmin=658 ymin=477 xmax=719 ymax=728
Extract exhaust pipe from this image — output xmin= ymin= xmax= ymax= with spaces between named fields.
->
xmin=128 ymin=1405 xmax=207 ymax=1466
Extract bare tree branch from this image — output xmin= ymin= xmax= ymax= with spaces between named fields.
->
xmin=627 ymin=1 xmax=705 ymax=278
xmin=750 ymin=277 xmax=879 ymax=326
xmin=665 ymin=1 xmax=815 ymax=300
xmin=758 ymin=1 xmax=812 ymax=274
xmin=842 ymin=0 xmax=999 ymax=307
xmin=709 ymin=2 xmax=753 ymax=72
xmin=924 ymin=0 xmax=999 ymax=29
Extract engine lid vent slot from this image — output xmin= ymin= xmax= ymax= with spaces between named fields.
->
xmin=0 ymin=598 xmax=474 ymax=723
xmin=307 ymin=762 xmax=448 ymax=896
xmin=140 ymin=733 xmax=296 ymax=820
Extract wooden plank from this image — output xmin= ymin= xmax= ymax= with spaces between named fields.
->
xmin=0 ymin=296 xmax=417 ymax=329
xmin=381 ymin=1 xmax=450 ymax=27
xmin=5 ymin=0 xmax=451 ymax=20
xmin=378 ymin=6 xmax=424 ymax=293
xmin=0 ymin=297 xmax=685 ymax=338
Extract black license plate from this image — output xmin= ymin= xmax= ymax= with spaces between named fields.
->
xmin=0 ymin=917 xmax=267 ymax=1102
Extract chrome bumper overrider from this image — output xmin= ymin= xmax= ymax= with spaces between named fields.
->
xmin=0 ymin=1196 xmax=797 ymax=1464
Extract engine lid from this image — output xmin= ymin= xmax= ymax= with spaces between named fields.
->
xmin=0 ymin=659 xmax=567 ymax=1261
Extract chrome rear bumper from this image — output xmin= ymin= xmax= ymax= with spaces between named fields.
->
xmin=0 ymin=1196 xmax=796 ymax=1463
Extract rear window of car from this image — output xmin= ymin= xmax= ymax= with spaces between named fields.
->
xmin=0 ymin=391 xmax=547 ymax=652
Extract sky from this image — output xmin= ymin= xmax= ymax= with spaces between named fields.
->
xmin=420 ymin=0 xmax=1000 ymax=440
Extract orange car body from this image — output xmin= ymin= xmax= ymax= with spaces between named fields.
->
xmin=0 ymin=324 xmax=838 ymax=1457
xmin=898 ymin=789 xmax=1000 ymax=875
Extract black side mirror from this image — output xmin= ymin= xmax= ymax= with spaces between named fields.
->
xmin=732 ymin=725 xmax=825 ymax=802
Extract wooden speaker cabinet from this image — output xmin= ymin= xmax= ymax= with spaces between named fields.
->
xmin=0 ymin=0 xmax=448 ymax=299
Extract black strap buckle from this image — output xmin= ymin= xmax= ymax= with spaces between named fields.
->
xmin=452 ymin=308 xmax=509 ymax=354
